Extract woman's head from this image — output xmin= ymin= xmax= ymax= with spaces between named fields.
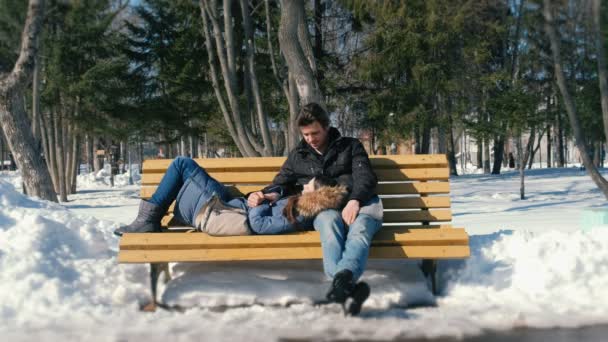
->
xmin=285 ymin=176 xmax=343 ymax=228
xmin=302 ymin=175 xmax=338 ymax=193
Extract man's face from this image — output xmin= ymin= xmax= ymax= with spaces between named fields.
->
xmin=300 ymin=121 xmax=329 ymax=152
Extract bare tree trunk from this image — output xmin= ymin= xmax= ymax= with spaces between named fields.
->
xmin=546 ymin=124 xmax=552 ymax=168
xmin=45 ymin=110 xmax=58 ymax=192
xmin=69 ymin=133 xmax=79 ymax=194
xmin=264 ymin=0 xmax=299 ymax=151
xmin=93 ymin=136 xmax=101 ymax=172
xmin=240 ymin=0 xmax=273 ymax=156
xmin=447 ymin=113 xmax=458 ymax=176
xmin=65 ymin=121 xmax=73 ymax=194
xmin=279 ymin=0 xmax=324 ymax=107
xmin=180 ymin=136 xmax=186 ymax=156
xmin=523 ymin=126 xmax=536 ymax=168
xmin=476 ymin=138 xmax=482 ymax=168
xmin=287 ymin=73 xmax=299 ymax=148
xmin=85 ymin=134 xmax=93 ymax=172
xmin=594 ymin=141 xmax=601 ymax=167
xmin=138 ymin=140 xmax=143 ymax=172
xmin=484 ymin=138 xmax=491 ymax=174
xmin=189 ymin=133 xmax=195 ymax=158
xmin=517 ymin=134 xmax=526 ymax=199
xmin=544 ymin=0 xmax=608 ymax=199
xmin=492 ymin=135 xmax=504 ymax=174
xmin=54 ymin=110 xmax=67 ymax=202
xmin=556 ymin=109 xmax=565 ymax=166
xmin=32 ymin=55 xmax=40 ymax=143
xmin=0 ymin=0 xmax=56 ymax=202
xmin=199 ymin=0 xmax=262 ymax=157
xmin=197 ymin=134 xmax=204 ymax=158
xmin=592 ymin=0 xmax=608 ymax=149
xmin=0 ymin=131 xmax=3 ymax=170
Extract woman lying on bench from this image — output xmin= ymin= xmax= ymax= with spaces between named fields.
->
xmin=114 ymin=157 xmax=346 ymax=236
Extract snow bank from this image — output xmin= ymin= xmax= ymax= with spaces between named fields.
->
xmin=0 ymin=179 xmax=150 ymax=336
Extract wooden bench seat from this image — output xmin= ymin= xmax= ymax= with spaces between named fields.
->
xmin=117 ymin=154 xmax=470 ymax=311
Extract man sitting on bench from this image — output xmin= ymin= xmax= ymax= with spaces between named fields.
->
xmin=247 ymin=103 xmax=383 ymax=314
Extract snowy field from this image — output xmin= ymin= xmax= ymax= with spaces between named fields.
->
xmin=1 ymin=166 xmax=608 ymax=341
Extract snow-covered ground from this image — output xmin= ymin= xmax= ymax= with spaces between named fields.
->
xmin=1 ymin=166 xmax=608 ymax=341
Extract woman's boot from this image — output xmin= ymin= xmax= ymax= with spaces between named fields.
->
xmin=114 ymin=200 xmax=165 ymax=236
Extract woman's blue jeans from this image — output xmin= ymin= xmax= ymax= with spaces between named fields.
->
xmin=148 ymin=157 xmax=215 ymax=210
xmin=313 ymin=210 xmax=382 ymax=281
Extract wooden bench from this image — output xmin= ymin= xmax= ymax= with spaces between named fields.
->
xmin=118 ymin=154 xmax=470 ymax=311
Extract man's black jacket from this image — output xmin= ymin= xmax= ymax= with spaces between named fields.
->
xmin=263 ymin=127 xmax=377 ymax=204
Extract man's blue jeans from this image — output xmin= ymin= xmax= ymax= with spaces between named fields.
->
xmin=313 ymin=210 xmax=382 ymax=281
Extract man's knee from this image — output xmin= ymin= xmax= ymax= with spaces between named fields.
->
xmin=314 ymin=209 xmax=342 ymax=227
xmin=314 ymin=209 xmax=345 ymax=236
xmin=348 ymin=214 xmax=382 ymax=238
xmin=314 ymin=209 xmax=341 ymax=223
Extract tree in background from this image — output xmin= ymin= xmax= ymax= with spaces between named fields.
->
xmin=0 ymin=0 xmax=57 ymax=202
xmin=544 ymin=0 xmax=608 ymax=199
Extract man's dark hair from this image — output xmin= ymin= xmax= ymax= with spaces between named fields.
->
xmin=296 ymin=103 xmax=330 ymax=128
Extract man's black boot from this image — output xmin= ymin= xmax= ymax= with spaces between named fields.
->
xmin=326 ymin=269 xmax=355 ymax=304
xmin=344 ymin=282 xmax=370 ymax=316
xmin=114 ymin=200 xmax=164 ymax=236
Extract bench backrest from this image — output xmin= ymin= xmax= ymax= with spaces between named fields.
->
xmin=140 ymin=154 xmax=452 ymax=228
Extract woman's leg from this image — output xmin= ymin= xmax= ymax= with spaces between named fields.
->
xmin=149 ymin=157 xmax=204 ymax=210
xmin=115 ymin=157 xmax=206 ymax=236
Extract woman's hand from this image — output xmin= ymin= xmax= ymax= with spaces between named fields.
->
xmin=247 ymin=191 xmax=279 ymax=207
xmin=342 ymin=199 xmax=360 ymax=225
xmin=247 ymin=191 xmax=265 ymax=207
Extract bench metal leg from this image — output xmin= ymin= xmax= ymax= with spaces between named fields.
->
xmin=421 ymin=259 xmax=438 ymax=296
xmin=141 ymin=262 xmax=171 ymax=312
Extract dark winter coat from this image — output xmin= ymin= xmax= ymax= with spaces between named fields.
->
xmin=262 ymin=127 xmax=378 ymax=204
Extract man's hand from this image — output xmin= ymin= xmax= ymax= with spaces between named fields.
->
xmin=247 ymin=191 xmax=279 ymax=207
xmin=263 ymin=192 xmax=279 ymax=202
xmin=342 ymin=199 xmax=360 ymax=225
xmin=247 ymin=191 xmax=265 ymax=207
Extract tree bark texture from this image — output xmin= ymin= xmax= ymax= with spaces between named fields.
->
xmin=54 ymin=109 xmax=67 ymax=202
xmin=0 ymin=0 xmax=57 ymax=202
xmin=592 ymin=0 xmax=608 ymax=149
xmin=240 ymin=0 xmax=273 ymax=155
xmin=200 ymin=0 xmax=274 ymax=157
xmin=544 ymin=0 xmax=608 ymax=199
xmin=279 ymin=0 xmax=324 ymax=107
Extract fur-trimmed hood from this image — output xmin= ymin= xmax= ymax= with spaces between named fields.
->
xmin=296 ymin=185 xmax=348 ymax=217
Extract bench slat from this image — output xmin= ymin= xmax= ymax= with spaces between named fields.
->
xmin=141 ymin=155 xmax=449 ymax=173
xmin=140 ymin=182 xmax=451 ymax=198
xmin=118 ymin=245 xmax=470 ymax=263
xmin=383 ymin=209 xmax=452 ymax=222
xmin=141 ymin=168 xmax=450 ymax=185
xmin=159 ymin=210 xmax=452 ymax=227
xmin=158 ymin=209 xmax=452 ymax=227
xmin=376 ymin=182 xmax=450 ymax=195
xmin=119 ymin=228 xmax=468 ymax=249
xmin=159 ymin=196 xmax=451 ymax=215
